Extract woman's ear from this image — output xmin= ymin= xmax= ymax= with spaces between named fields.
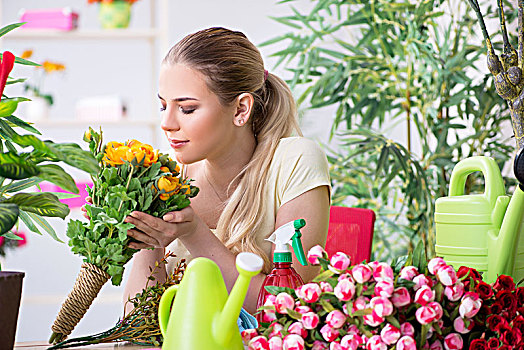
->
xmin=233 ymin=93 xmax=254 ymax=126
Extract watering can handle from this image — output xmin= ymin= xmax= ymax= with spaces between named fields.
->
xmin=158 ymin=284 xmax=179 ymax=337
xmin=449 ymin=156 xmax=506 ymax=204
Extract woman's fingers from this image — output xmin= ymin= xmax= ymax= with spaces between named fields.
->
xmin=86 ymin=196 xmax=93 ymax=204
xmin=162 ymin=206 xmax=194 ymax=222
xmin=81 ymin=205 xmax=90 ymax=220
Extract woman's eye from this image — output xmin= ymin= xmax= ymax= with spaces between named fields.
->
xmin=159 ymin=105 xmax=166 ymax=112
xmin=179 ymin=106 xmax=196 ymax=114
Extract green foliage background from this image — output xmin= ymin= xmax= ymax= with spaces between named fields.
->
xmin=263 ymin=0 xmax=515 ymax=261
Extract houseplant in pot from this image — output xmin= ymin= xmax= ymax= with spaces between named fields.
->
xmin=0 ymin=23 xmax=99 ymax=349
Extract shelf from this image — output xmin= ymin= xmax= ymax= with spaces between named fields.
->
xmin=32 ymin=119 xmax=159 ymax=127
xmin=6 ymin=28 xmax=160 ymax=40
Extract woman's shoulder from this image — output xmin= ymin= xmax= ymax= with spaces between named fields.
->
xmin=274 ymin=136 xmax=327 ymax=160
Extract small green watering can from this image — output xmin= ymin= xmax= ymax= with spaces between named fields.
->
xmin=435 ymin=155 xmax=524 ymax=283
xmin=158 ymin=252 xmax=263 ymax=350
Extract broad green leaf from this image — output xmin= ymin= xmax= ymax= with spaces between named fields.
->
xmin=0 ymin=156 xmax=40 ymax=179
xmin=4 ymin=192 xmax=69 ymax=219
xmin=47 ymin=142 xmax=99 ymax=175
xmin=4 ymin=115 xmax=40 ymax=135
xmin=0 ymin=100 xmax=18 ymax=117
xmin=3 ymin=177 xmax=42 ymax=193
xmin=18 ymin=210 xmax=42 ymax=235
xmin=0 ymin=203 xmax=19 ymax=235
xmin=37 ymin=164 xmax=78 ymax=194
xmin=27 ymin=211 xmax=63 ymax=242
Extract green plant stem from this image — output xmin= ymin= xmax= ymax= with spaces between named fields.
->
xmin=117 ymin=166 xmax=134 ymax=213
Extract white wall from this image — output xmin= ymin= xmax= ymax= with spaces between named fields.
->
xmin=1 ymin=0 xmax=334 ymax=343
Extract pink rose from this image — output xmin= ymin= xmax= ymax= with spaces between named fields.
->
xmin=429 ymin=340 xmax=443 ymax=350
xmin=391 ymin=287 xmax=411 ymax=308
xmin=380 ymin=323 xmax=401 ymax=345
xmin=263 ymin=295 xmax=277 ymax=322
xmin=374 ymin=280 xmax=394 ymax=298
xmin=301 ymin=311 xmax=320 ymax=329
xmin=295 ymin=305 xmax=311 ymax=314
xmin=337 ymin=273 xmax=354 ymax=282
xmin=307 ymin=245 xmax=326 ymax=265
xmin=415 ymin=285 xmax=435 ymax=306
xmin=370 ymin=296 xmax=393 ymax=317
xmin=399 ymin=266 xmax=419 ymax=281
xmin=415 ymin=305 xmax=438 ymax=325
xmin=341 ymin=333 xmax=364 ymax=350
xmin=242 ymin=329 xmax=259 ymax=343
xmin=320 ymin=281 xmax=334 ymax=293
xmin=444 ymin=282 xmax=464 ymax=302
xmin=366 ymin=335 xmax=387 ymax=350
xmin=329 ymin=342 xmax=343 ymax=350
xmin=453 ymin=317 xmax=473 ymax=334
xmin=275 ymin=292 xmax=295 ymax=314
xmin=372 ymin=263 xmax=394 ymax=282
xmin=288 ymin=321 xmax=308 ymax=338
xmin=363 ymin=310 xmax=385 ymax=327
xmin=249 ymin=335 xmax=270 ymax=350
xmin=320 ymin=324 xmax=340 ymax=342
xmin=396 ymin=336 xmax=417 ymax=350
xmin=330 ymin=252 xmax=351 ymax=271
xmin=400 ymin=322 xmax=415 ymax=336
xmin=269 ymin=337 xmax=283 ymax=350
xmin=296 ymin=283 xmax=322 ymax=303
xmin=352 ymin=264 xmax=372 ymax=283
xmin=283 ymin=334 xmax=305 ymax=350
xmin=351 ymin=296 xmax=369 ymax=314
xmin=413 ymin=274 xmax=433 ymax=290
xmin=437 ymin=265 xmax=458 ymax=286
xmin=312 ymin=341 xmax=328 ymax=350
xmin=459 ymin=292 xmax=481 ymax=318
xmin=427 ymin=302 xmax=443 ymax=321
xmin=269 ymin=322 xmax=284 ymax=338
xmin=334 ymin=278 xmax=356 ymax=301
xmin=443 ymin=333 xmax=463 ymax=350
xmin=326 ymin=310 xmax=346 ymax=329
xmin=428 ymin=257 xmax=447 ymax=275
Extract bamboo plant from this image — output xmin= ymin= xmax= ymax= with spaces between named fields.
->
xmin=262 ymin=0 xmax=514 ymax=261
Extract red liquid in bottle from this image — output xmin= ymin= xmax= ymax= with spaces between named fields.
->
xmin=256 ymin=262 xmax=304 ymax=323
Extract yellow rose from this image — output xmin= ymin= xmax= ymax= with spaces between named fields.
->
xmin=160 ymin=166 xmax=170 ymax=173
xmin=126 ymin=140 xmax=158 ymax=167
xmin=102 ymin=141 xmax=128 ymax=166
xmin=157 ymin=176 xmax=180 ymax=200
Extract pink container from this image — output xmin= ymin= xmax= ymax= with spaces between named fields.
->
xmin=19 ymin=8 xmax=79 ymax=31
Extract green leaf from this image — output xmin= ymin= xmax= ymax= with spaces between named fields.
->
xmin=4 ymin=193 xmax=70 ymax=219
xmin=18 ymin=210 xmax=42 ymax=235
xmin=3 ymin=177 xmax=42 ymax=193
xmin=3 ymin=115 xmax=40 ymax=135
xmin=48 ymin=142 xmax=99 ymax=175
xmin=0 ymin=155 xmax=40 ymax=179
xmin=0 ymin=100 xmax=18 ymax=117
xmin=0 ymin=203 xmax=19 ymax=235
xmin=264 ymin=285 xmax=296 ymax=296
xmin=37 ymin=164 xmax=78 ymax=194
xmin=0 ymin=23 xmax=24 ymax=39
xmin=312 ymin=269 xmax=335 ymax=282
xmin=28 ymin=211 xmax=62 ymax=242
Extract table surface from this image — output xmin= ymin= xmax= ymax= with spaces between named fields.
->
xmin=15 ymin=342 xmax=158 ymax=349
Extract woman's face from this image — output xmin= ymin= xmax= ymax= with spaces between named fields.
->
xmin=159 ymin=63 xmax=238 ymax=164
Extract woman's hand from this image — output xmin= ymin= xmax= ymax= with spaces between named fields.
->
xmin=124 ymin=206 xmax=202 ymax=249
xmin=81 ymin=196 xmax=93 ymax=220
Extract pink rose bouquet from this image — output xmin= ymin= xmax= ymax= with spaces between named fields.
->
xmin=244 ymin=244 xmax=523 ymax=349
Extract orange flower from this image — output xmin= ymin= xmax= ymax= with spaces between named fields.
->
xmin=41 ymin=61 xmax=65 ymax=73
xmin=160 ymin=166 xmax=170 ymax=173
xmin=157 ymin=176 xmax=180 ymax=200
xmin=20 ymin=50 xmax=33 ymax=59
xmin=102 ymin=140 xmax=158 ymax=167
xmin=102 ymin=141 xmax=128 ymax=166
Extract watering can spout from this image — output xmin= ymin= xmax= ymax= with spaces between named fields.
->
xmin=213 ymin=253 xmax=263 ymax=347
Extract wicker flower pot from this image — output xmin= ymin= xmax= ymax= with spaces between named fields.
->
xmin=0 ymin=271 xmax=25 ymax=349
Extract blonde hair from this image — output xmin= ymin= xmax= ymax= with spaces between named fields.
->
xmin=164 ymin=27 xmax=302 ymax=272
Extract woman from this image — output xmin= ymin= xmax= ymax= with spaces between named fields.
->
xmin=122 ymin=27 xmax=331 ymax=313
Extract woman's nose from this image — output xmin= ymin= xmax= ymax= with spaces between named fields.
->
xmin=160 ymin=107 xmax=180 ymax=132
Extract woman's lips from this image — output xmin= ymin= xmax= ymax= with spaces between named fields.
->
xmin=169 ymin=139 xmax=189 ymax=149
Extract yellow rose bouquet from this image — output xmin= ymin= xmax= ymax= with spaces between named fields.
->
xmin=49 ymin=128 xmax=198 ymax=344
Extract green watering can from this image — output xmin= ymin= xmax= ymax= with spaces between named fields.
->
xmin=158 ymin=252 xmax=263 ymax=350
xmin=435 ymin=155 xmax=524 ymax=283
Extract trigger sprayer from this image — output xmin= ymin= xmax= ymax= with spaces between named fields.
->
xmin=255 ymin=219 xmax=308 ymax=323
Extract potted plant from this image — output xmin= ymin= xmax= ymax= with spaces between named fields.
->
xmin=0 ymin=23 xmax=99 ymax=349
xmin=88 ymin=0 xmax=141 ymax=29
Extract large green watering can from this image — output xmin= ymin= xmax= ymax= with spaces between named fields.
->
xmin=158 ymin=252 xmax=263 ymax=350
xmin=435 ymin=155 xmax=524 ymax=283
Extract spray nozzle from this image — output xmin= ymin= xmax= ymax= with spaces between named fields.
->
xmin=266 ymin=219 xmax=308 ymax=266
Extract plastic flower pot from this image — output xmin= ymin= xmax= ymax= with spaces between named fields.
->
xmin=98 ymin=2 xmax=131 ymax=29
xmin=0 ymin=271 xmax=25 ymax=349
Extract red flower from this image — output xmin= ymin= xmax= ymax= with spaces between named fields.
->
xmin=487 ymin=337 xmax=500 ymax=349
xmin=501 ymin=328 xmax=522 ymax=346
xmin=499 ymin=345 xmax=512 ymax=350
xmin=497 ymin=290 xmax=518 ymax=315
xmin=457 ymin=266 xmax=482 ymax=281
xmin=517 ymin=287 xmax=524 ymax=306
xmin=470 ymin=338 xmax=488 ymax=350
xmin=476 ymin=281 xmax=494 ymax=299
xmin=487 ymin=314 xmax=508 ymax=333
xmin=489 ymin=302 xmax=503 ymax=315
xmin=0 ymin=51 xmax=15 ymax=101
xmin=493 ymin=275 xmax=516 ymax=292
xmin=513 ymin=315 xmax=524 ymax=333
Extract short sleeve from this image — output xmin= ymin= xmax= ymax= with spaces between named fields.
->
xmin=275 ymin=137 xmax=331 ymax=206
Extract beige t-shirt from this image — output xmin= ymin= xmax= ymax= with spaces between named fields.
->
xmin=166 ymin=136 xmax=331 ymax=273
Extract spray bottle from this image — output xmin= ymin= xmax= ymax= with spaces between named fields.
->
xmin=256 ymin=219 xmax=308 ymax=323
